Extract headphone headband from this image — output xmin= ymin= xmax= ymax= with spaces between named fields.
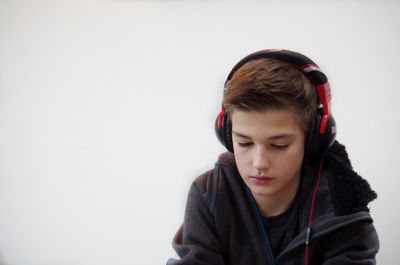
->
xmin=226 ymin=49 xmax=326 ymax=83
xmin=225 ymin=49 xmax=332 ymax=134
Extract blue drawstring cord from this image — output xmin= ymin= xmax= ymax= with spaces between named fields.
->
xmin=246 ymin=188 xmax=277 ymax=265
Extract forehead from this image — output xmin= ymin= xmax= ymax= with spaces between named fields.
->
xmin=230 ymin=108 xmax=303 ymax=138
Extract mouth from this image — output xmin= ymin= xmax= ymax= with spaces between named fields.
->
xmin=249 ymin=176 xmax=274 ymax=185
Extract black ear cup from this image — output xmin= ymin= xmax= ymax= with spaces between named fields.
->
xmin=215 ymin=112 xmax=234 ymax=152
xmin=305 ymin=108 xmax=337 ymax=156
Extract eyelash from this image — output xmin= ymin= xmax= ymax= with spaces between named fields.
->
xmin=238 ymin=142 xmax=253 ymax=147
xmin=237 ymin=143 xmax=289 ymax=150
xmin=272 ymin=144 xmax=288 ymax=150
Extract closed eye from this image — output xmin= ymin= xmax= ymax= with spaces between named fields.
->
xmin=238 ymin=142 xmax=253 ymax=147
xmin=272 ymin=144 xmax=288 ymax=150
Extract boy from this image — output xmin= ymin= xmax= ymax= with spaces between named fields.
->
xmin=168 ymin=49 xmax=379 ymax=265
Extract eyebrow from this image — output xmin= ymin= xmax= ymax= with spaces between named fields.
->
xmin=232 ymin=131 xmax=295 ymax=140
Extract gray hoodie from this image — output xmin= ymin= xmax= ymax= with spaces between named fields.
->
xmin=168 ymin=141 xmax=379 ymax=265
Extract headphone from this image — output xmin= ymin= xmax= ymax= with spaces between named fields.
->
xmin=215 ymin=49 xmax=337 ymax=156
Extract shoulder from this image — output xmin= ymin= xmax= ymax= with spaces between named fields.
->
xmin=317 ymin=211 xmax=379 ymax=263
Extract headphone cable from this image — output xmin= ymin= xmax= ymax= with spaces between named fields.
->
xmin=304 ymin=158 xmax=324 ymax=265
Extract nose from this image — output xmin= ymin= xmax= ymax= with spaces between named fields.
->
xmin=252 ymin=146 xmax=271 ymax=171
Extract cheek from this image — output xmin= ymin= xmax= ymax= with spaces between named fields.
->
xmin=278 ymin=146 xmax=304 ymax=172
xmin=233 ymin=151 xmax=249 ymax=174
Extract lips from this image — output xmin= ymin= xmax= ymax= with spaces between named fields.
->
xmin=249 ymin=176 xmax=274 ymax=185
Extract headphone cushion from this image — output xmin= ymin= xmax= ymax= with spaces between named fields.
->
xmin=214 ymin=113 xmax=234 ymax=152
xmin=306 ymin=110 xmax=336 ymax=156
xmin=224 ymin=117 xmax=234 ymax=152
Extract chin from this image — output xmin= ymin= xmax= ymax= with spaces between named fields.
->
xmin=249 ymin=186 xmax=274 ymax=197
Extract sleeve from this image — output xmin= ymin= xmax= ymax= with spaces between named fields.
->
xmin=321 ymin=219 xmax=379 ymax=265
xmin=167 ymin=179 xmax=226 ymax=265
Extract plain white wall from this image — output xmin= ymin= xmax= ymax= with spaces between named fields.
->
xmin=0 ymin=0 xmax=399 ymax=264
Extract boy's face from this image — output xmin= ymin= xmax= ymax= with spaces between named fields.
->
xmin=231 ymin=108 xmax=305 ymax=205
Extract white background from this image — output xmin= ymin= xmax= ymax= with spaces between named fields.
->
xmin=0 ymin=0 xmax=399 ymax=264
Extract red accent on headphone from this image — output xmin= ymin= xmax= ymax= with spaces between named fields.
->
xmin=217 ymin=106 xmax=226 ymax=129
xmin=300 ymin=63 xmax=332 ymax=135
xmin=316 ymin=83 xmax=332 ymax=134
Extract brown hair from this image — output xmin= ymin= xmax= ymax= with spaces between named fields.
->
xmin=223 ymin=58 xmax=317 ymax=132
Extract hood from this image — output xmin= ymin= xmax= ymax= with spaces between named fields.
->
xmin=323 ymin=140 xmax=377 ymax=216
